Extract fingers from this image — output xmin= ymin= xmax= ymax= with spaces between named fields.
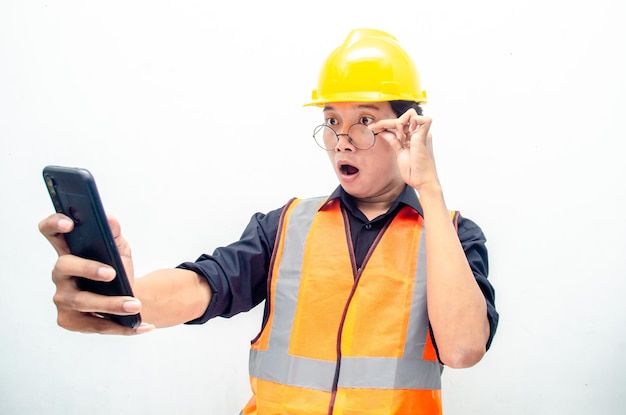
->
xmin=109 ymin=217 xmax=131 ymax=259
xmin=38 ymin=213 xmax=74 ymax=256
xmin=108 ymin=215 xmax=122 ymax=238
xmin=52 ymin=271 xmax=153 ymax=335
xmin=107 ymin=216 xmax=134 ymax=282
xmin=53 ymin=254 xmax=116 ymax=283
xmin=57 ymin=311 xmax=154 ymax=335
xmin=370 ymin=109 xmax=432 ymax=148
xmin=51 ymin=253 xmax=150 ymax=334
xmin=402 ymin=112 xmax=432 ymax=144
xmin=53 ymin=286 xmax=141 ymax=316
xmin=378 ymin=130 xmax=406 ymax=153
xmin=52 ymin=255 xmax=138 ymax=313
xmin=41 ymin=213 xmax=147 ymax=335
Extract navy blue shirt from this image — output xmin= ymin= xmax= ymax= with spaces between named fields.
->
xmin=179 ymin=185 xmax=498 ymax=350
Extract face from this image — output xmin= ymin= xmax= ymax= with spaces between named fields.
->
xmin=320 ymin=102 xmax=404 ymax=202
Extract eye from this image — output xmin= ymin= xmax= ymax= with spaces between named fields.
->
xmin=358 ymin=116 xmax=374 ymax=126
xmin=325 ymin=117 xmax=338 ymax=126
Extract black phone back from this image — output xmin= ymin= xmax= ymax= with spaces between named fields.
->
xmin=43 ymin=165 xmax=141 ymax=329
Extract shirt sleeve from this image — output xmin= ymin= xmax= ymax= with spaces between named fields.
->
xmin=457 ymin=213 xmax=499 ymax=350
xmin=177 ymin=205 xmax=284 ymax=324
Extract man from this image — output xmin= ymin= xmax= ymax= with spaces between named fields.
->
xmin=40 ymin=28 xmax=498 ymax=414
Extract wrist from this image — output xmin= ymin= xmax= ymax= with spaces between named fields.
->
xmin=416 ymin=182 xmax=443 ymax=201
xmin=415 ymin=182 xmax=449 ymax=218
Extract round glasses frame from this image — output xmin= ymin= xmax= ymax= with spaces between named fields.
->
xmin=312 ymin=123 xmax=379 ymax=151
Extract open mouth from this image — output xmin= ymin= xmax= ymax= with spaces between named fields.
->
xmin=340 ymin=164 xmax=359 ymax=175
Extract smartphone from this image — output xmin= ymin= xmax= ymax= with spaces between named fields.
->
xmin=43 ymin=165 xmax=141 ymax=329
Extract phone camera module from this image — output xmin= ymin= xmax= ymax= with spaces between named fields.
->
xmin=45 ymin=176 xmax=56 ymax=197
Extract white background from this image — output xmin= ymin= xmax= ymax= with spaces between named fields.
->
xmin=1 ymin=0 xmax=625 ymax=414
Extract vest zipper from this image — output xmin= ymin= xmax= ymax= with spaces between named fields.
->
xmin=328 ymin=207 xmax=358 ymax=414
xmin=327 ymin=207 xmax=393 ymax=414
xmin=328 ymin=268 xmax=362 ymax=414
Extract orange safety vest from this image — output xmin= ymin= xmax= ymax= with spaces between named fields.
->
xmin=243 ymin=197 xmax=443 ymax=415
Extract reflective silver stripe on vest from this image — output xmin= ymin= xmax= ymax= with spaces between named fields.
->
xmin=249 ymin=197 xmax=441 ymax=391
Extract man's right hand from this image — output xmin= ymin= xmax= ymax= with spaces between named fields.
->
xmin=38 ymin=213 xmax=154 ymax=335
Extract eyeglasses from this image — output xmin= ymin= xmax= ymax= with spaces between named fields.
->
xmin=312 ymin=123 xmax=379 ymax=151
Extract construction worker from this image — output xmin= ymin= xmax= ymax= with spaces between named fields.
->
xmin=39 ymin=28 xmax=498 ymax=414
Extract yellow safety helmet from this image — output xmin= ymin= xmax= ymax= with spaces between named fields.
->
xmin=305 ymin=28 xmax=427 ymax=106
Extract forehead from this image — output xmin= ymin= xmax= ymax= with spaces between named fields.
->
xmin=322 ymin=102 xmax=393 ymax=116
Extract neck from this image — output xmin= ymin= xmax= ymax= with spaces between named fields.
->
xmin=354 ymin=183 xmax=405 ymax=221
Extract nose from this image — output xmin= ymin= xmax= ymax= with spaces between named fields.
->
xmin=334 ymin=133 xmax=354 ymax=152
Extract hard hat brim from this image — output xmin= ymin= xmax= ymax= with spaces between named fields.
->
xmin=303 ymin=91 xmax=428 ymax=107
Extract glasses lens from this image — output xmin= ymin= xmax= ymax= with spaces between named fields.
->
xmin=348 ymin=124 xmax=376 ymax=150
xmin=313 ymin=125 xmax=337 ymax=150
xmin=312 ymin=124 xmax=376 ymax=150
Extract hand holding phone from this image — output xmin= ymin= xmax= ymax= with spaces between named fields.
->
xmin=42 ymin=165 xmax=142 ymax=329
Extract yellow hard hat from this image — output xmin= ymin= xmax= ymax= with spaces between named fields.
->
xmin=305 ymin=28 xmax=427 ymax=106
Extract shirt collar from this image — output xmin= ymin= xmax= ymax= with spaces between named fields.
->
xmin=322 ymin=184 xmax=424 ymax=217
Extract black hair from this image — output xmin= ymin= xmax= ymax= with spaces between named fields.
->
xmin=390 ymin=100 xmax=424 ymax=117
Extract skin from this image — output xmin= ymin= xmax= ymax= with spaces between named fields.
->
xmin=39 ymin=215 xmax=210 ymax=335
xmin=39 ymin=101 xmax=489 ymax=368
xmin=323 ymin=102 xmax=489 ymax=367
